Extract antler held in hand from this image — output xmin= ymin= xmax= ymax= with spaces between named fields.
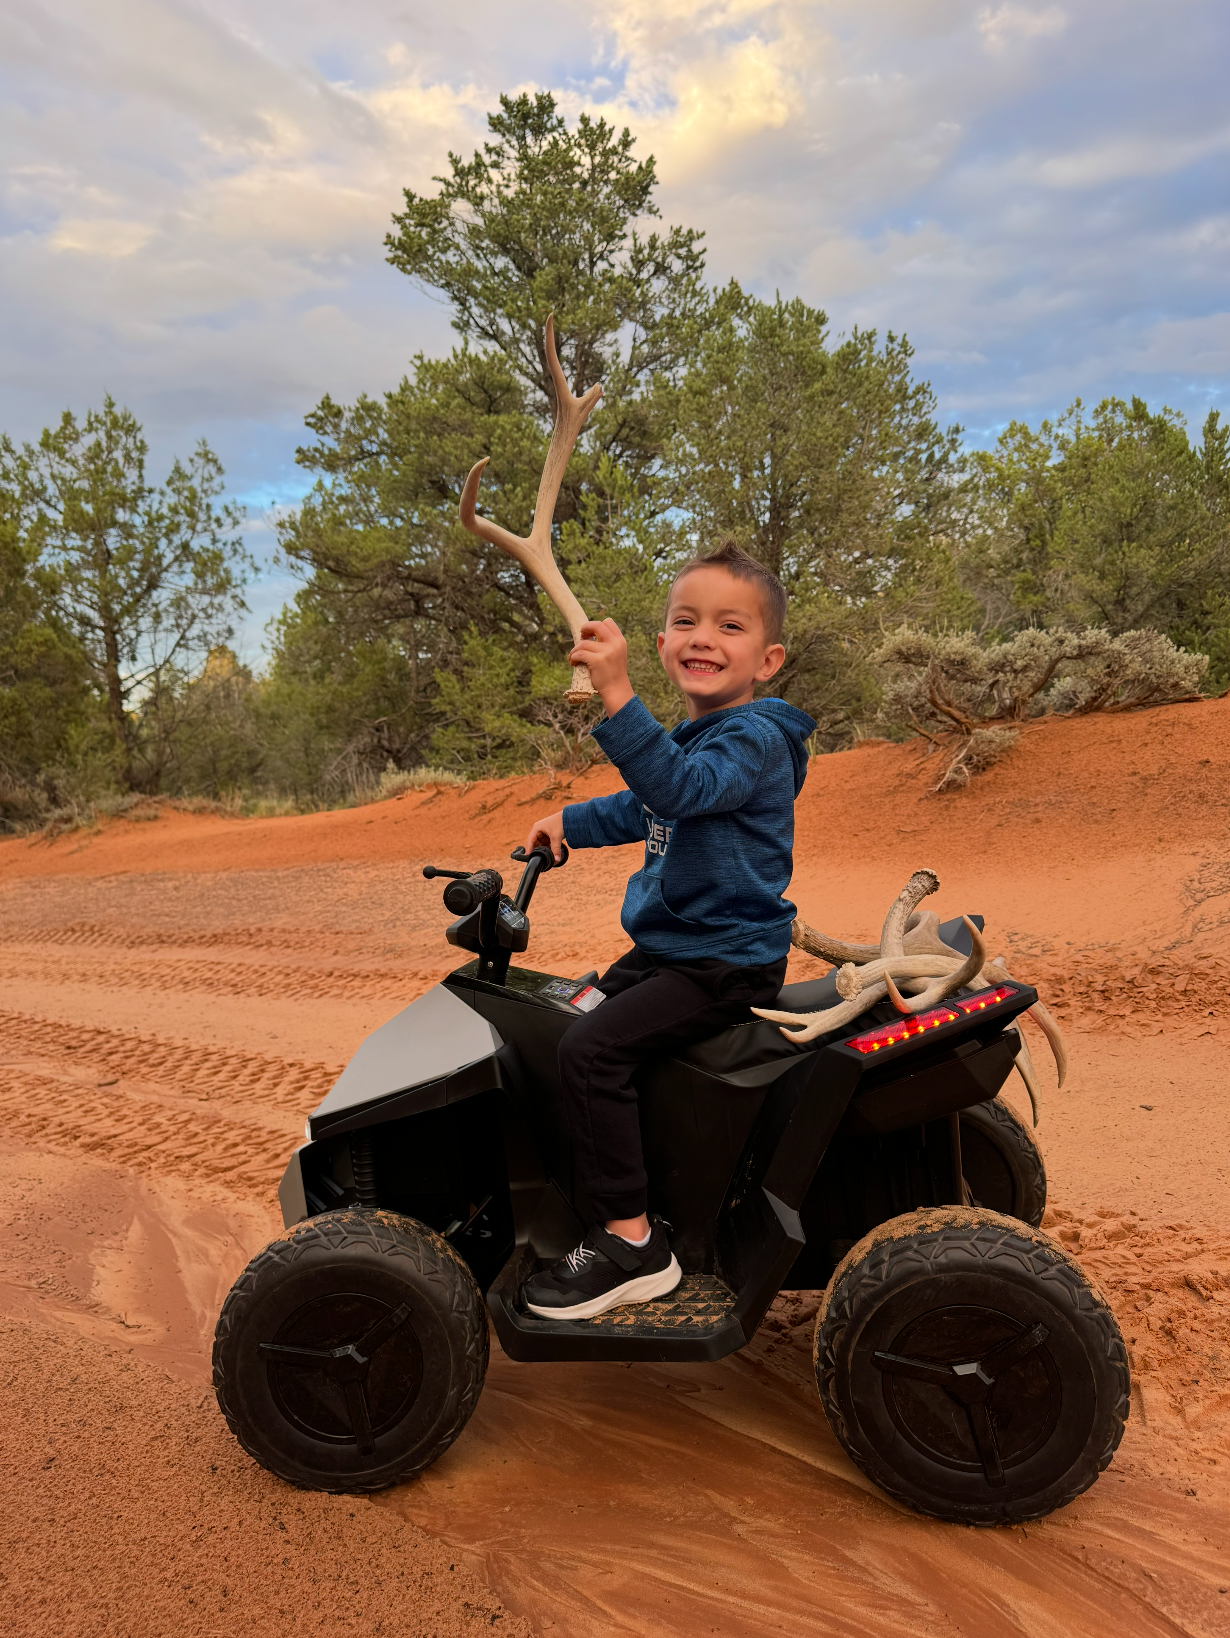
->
xmin=459 ymin=314 xmax=601 ymax=703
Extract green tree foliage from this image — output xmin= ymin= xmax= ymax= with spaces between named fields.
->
xmin=962 ymin=398 xmax=1230 ymax=678
xmin=386 ymin=89 xmax=708 ymax=476
xmin=261 ymin=600 xmax=428 ymax=800
xmin=276 ymin=93 xmax=712 ymax=782
xmin=271 ymin=347 xmax=588 ymax=780
xmin=668 ymin=289 xmax=968 ymax=741
xmin=163 ymin=646 xmax=266 ymax=798
xmin=0 ymin=478 xmax=98 ymax=823
xmin=2 ymin=400 xmax=250 ymax=790
xmin=282 ymin=97 xmax=981 ymax=771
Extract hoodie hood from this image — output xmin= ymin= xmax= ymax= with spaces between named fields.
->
xmin=748 ymin=697 xmax=815 ymax=794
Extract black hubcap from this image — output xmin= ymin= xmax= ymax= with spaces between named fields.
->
xmin=873 ymin=1305 xmax=1060 ymax=1486
xmin=261 ymin=1293 xmax=423 ymax=1454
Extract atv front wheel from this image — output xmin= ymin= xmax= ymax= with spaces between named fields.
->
xmin=213 ymin=1209 xmax=488 ymax=1493
xmin=959 ymin=1098 xmax=1046 ymax=1227
xmin=815 ymin=1207 xmax=1129 ymax=1525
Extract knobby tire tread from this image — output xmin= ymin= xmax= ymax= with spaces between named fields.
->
xmin=814 ymin=1208 xmax=1130 ymax=1526
xmin=963 ymin=1097 xmax=1047 ymax=1227
xmin=213 ymin=1209 xmax=489 ymax=1495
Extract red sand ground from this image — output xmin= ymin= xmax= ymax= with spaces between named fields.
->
xmin=2 ymin=698 xmax=1229 ymax=1635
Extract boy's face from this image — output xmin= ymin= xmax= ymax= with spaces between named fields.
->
xmin=657 ymin=565 xmax=786 ymax=719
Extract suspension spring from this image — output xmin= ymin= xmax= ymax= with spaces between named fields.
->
xmin=351 ymin=1134 xmax=379 ymax=1209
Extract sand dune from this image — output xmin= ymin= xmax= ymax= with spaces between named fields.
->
xmin=2 ymin=698 xmax=1228 ymax=1635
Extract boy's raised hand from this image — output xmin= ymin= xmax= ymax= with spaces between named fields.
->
xmin=570 ymin=618 xmax=634 ymax=717
xmin=525 ymin=808 xmax=566 ymax=863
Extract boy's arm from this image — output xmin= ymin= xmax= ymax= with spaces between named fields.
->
xmin=523 ymin=789 xmax=643 ymax=862
xmin=592 ymin=695 xmax=768 ymax=818
xmin=561 ymin=788 xmax=643 ymax=848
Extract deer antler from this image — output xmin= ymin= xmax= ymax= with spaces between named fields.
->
xmin=881 ymin=870 xmax=941 ymax=957
xmin=882 ymin=916 xmax=986 ymax=1012
xmin=753 ymin=874 xmax=1070 ymax=1089
xmin=791 ymin=919 xmax=881 ymax=966
xmin=459 ymin=314 xmax=601 ymax=703
xmin=1011 ymin=1026 xmax=1043 ymax=1126
xmin=791 ymin=903 xmax=952 ymax=967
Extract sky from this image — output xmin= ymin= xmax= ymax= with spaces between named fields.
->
xmin=3 ymin=0 xmax=1229 ymax=656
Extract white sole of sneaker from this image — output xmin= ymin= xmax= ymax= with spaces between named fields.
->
xmin=525 ymin=1255 xmax=682 ymax=1321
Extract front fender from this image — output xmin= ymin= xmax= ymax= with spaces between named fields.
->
xmin=307 ymin=983 xmax=503 ymax=1140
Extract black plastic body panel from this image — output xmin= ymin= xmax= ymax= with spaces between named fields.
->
xmin=841 ymin=1030 xmax=1020 ymax=1134
xmin=446 ymin=965 xmax=581 ymax=1210
xmin=307 ymin=982 xmax=505 ymax=1140
xmin=639 ymin=1059 xmax=770 ymax=1274
xmin=789 ymin=1117 xmax=964 ymax=1290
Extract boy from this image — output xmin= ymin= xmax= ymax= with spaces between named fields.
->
xmin=521 ymin=540 xmax=815 ymax=1320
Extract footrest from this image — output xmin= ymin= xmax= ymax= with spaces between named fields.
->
xmin=579 ymin=1273 xmax=735 ymax=1334
xmin=487 ymin=1251 xmax=746 ymax=1363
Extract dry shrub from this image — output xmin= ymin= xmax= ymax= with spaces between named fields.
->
xmin=21 ymin=790 xmax=307 ymax=839
xmin=933 ymin=728 xmax=1020 ymax=793
xmin=373 ymin=764 xmax=466 ymax=801
xmin=0 ymin=772 xmax=50 ymax=833
xmin=524 ymin=697 xmax=606 ymax=776
xmin=1048 ymin=628 xmax=1209 ymax=714
xmin=876 ymin=624 xmax=1207 ymax=739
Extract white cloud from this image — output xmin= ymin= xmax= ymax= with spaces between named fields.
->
xmin=48 ymin=217 xmax=156 ymax=257
xmin=976 ymin=4 xmax=1067 ymax=55
xmin=571 ymin=1 xmax=816 ymax=183
xmin=1132 ymin=312 xmax=1230 ymax=377
xmin=1035 ymin=126 xmax=1230 ymax=189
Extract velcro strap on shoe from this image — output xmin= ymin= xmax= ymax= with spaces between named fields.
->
xmin=590 ymin=1227 xmax=642 ymax=1271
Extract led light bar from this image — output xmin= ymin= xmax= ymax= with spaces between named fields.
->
xmin=846 ymin=985 xmax=1018 ymax=1054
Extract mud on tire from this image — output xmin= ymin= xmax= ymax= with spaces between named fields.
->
xmin=959 ymin=1098 xmax=1047 ymax=1227
xmin=213 ymin=1209 xmax=488 ymax=1494
xmin=814 ymin=1207 xmax=1129 ymax=1525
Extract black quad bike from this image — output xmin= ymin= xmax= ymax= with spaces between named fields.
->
xmin=214 ymin=846 xmax=1129 ymax=1526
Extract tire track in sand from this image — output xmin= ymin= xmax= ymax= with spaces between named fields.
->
xmin=0 ymin=1009 xmax=339 ymax=1119
xmin=1 ymin=921 xmax=393 ymax=955
xmin=0 ymin=1069 xmax=292 ymax=1197
xmin=1 ymin=952 xmax=439 ymax=1005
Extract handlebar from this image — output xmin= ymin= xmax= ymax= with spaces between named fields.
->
xmin=508 ymin=843 xmax=567 ymax=912
xmin=422 ymin=843 xmax=568 ymax=982
xmin=440 ymin=868 xmax=503 ymax=916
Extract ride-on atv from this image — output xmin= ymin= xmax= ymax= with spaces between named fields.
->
xmin=214 ymin=846 xmax=1129 ymax=1526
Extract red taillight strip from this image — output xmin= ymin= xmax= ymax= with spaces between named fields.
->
xmin=846 ymin=985 xmax=1017 ymax=1054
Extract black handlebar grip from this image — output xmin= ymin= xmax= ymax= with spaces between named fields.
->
xmin=442 ymin=869 xmax=503 ymax=915
xmin=509 ymin=843 xmax=568 ymax=870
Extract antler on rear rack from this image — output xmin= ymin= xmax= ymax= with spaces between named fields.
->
xmin=459 ymin=314 xmax=601 ymax=703
xmin=752 ymin=869 xmax=1068 ymax=1123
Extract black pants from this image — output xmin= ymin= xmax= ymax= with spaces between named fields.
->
xmin=557 ymin=946 xmax=788 ymax=1221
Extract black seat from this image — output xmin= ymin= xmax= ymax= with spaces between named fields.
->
xmin=675 ymin=914 xmax=983 ymax=1080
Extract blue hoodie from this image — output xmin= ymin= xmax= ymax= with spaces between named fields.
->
xmin=562 ymin=694 xmax=816 ymax=967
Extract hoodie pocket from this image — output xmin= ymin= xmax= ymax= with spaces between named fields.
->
xmin=645 ymin=874 xmax=708 ymax=932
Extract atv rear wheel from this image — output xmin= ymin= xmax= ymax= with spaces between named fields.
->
xmin=959 ymin=1098 xmax=1046 ymax=1226
xmin=815 ymin=1207 xmax=1129 ymax=1525
xmin=213 ymin=1209 xmax=488 ymax=1493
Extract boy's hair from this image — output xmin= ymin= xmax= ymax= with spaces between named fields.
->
xmin=666 ymin=538 xmax=787 ymax=644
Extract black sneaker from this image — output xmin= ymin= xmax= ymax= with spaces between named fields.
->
xmin=522 ymin=1221 xmax=681 ymax=1320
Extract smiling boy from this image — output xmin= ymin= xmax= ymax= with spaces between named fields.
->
xmin=521 ymin=540 xmax=815 ymax=1320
